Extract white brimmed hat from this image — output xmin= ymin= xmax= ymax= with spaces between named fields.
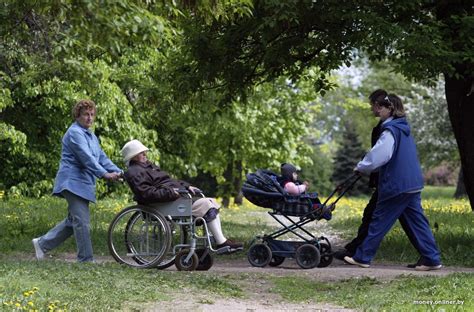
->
xmin=121 ymin=139 xmax=149 ymax=165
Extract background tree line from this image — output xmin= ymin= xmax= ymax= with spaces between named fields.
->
xmin=1 ymin=1 xmax=471 ymax=207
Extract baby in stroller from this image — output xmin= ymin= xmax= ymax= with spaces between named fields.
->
xmin=278 ymin=163 xmax=330 ymax=219
xmin=279 ymin=163 xmax=310 ymax=195
xmin=243 ymin=164 xmax=359 ymax=269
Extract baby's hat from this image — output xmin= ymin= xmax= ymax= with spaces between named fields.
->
xmin=280 ymin=163 xmax=298 ymax=179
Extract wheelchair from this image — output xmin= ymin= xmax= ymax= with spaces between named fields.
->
xmin=107 ymin=191 xmax=233 ymax=271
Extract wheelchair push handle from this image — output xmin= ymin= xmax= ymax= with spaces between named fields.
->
xmin=174 ymin=188 xmax=206 ymax=198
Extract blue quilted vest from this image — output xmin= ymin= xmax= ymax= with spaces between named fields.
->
xmin=378 ymin=118 xmax=424 ymax=201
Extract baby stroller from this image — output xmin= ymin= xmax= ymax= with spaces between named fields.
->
xmin=242 ymin=170 xmax=359 ymax=269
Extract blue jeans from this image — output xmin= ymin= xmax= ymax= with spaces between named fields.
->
xmin=38 ymin=191 xmax=94 ymax=262
xmin=353 ymin=192 xmax=441 ymax=265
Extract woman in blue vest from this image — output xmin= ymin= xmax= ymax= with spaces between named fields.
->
xmin=344 ymin=94 xmax=442 ymax=271
xmin=32 ymin=99 xmax=122 ymax=262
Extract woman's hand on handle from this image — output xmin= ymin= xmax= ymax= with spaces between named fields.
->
xmin=103 ymin=172 xmax=122 ymax=181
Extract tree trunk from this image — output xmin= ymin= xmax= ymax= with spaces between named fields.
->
xmin=221 ymin=160 xmax=234 ymax=208
xmin=222 ymin=197 xmax=230 ymax=208
xmin=444 ymin=72 xmax=474 ymax=210
xmin=454 ymin=169 xmax=467 ymax=199
xmin=233 ymin=160 xmax=243 ymax=205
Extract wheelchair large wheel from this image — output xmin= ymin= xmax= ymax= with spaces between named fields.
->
xmin=108 ymin=206 xmax=171 ymax=268
xmin=155 ymin=218 xmax=189 ymax=269
xmin=175 ymin=249 xmax=199 ymax=271
xmin=295 ymin=244 xmax=320 ymax=269
xmin=248 ymin=243 xmax=272 ymax=267
xmin=317 ymin=242 xmax=333 ymax=268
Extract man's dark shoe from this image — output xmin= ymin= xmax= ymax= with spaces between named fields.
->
xmin=333 ymin=249 xmax=352 ymax=261
xmin=407 ymin=258 xmax=423 ymax=268
xmin=217 ymin=239 xmax=243 ymax=250
xmin=415 ymin=264 xmax=442 ymax=271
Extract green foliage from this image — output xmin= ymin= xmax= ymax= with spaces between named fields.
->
xmin=300 ymin=144 xmax=334 ymax=196
xmin=331 ymin=121 xmax=370 ymax=196
xmin=407 ymin=78 xmax=459 ymax=168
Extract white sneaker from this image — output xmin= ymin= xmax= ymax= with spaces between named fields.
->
xmin=344 ymin=256 xmax=370 ymax=268
xmin=415 ymin=264 xmax=442 ymax=271
xmin=32 ymin=238 xmax=45 ymax=260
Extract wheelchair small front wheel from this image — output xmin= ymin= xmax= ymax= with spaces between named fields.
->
xmin=195 ymin=248 xmax=214 ymax=271
xmin=247 ymin=243 xmax=272 ymax=267
xmin=156 ymin=219 xmax=189 ymax=270
xmin=295 ymin=244 xmax=320 ymax=269
xmin=175 ymin=249 xmax=199 ymax=271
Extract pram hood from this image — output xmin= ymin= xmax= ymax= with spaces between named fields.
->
xmin=242 ymin=169 xmax=285 ymax=209
xmin=242 ymin=169 xmax=320 ymax=217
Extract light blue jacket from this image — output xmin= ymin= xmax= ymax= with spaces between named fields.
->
xmin=52 ymin=122 xmax=121 ymax=202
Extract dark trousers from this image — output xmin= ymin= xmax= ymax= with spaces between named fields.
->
xmin=344 ymin=189 xmax=421 ymax=256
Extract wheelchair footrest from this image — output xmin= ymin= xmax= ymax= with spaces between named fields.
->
xmin=216 ymin=246 xmax=243 ymax=255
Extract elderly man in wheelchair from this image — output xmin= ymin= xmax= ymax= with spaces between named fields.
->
xmin=107 ymin=140 xmax=243 ymax=271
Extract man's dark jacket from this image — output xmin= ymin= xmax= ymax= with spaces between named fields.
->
xmin=125 ymin=160 xmax=190 ymax=204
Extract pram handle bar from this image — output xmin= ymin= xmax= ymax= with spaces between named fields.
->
xmin=321 ymin=173 xmax=361 ymax=208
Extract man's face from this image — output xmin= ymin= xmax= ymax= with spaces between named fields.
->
xmin=370 ymin=102 xmax=379 ymax=117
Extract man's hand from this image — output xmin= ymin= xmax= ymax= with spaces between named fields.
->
xmin=188 ymin=186 xmax=202 ymax=195
xmin=172 ymin=188 xmax=180 ymax=197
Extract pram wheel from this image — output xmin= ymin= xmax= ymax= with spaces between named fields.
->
xmin=248 ymin=243 xmax=272 ymax=267
xmin=295 ymin=244 xmax=320 ymax=269
xmin=195 ymin=248 xmax=214 ymax=271
xmin=175 ymin=249 xmax=199 ymax=271
xmin=317 ymin=242 xmax=333 ymax=268
xmin=108 ymin=206 xmax=171 ymax=268
xmin=268 ymin=255 xmax=285 ymax=267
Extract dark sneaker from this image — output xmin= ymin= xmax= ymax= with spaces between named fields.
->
xmin=407 ymin=258 xmax=423 ymax=268
xmin=217 ymin=239 xmax=243 ymax=250
xmin=333 ymin=249 xmax=351 ymax=261
xmin=415 ymin=264 xmax=442 ymax=271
